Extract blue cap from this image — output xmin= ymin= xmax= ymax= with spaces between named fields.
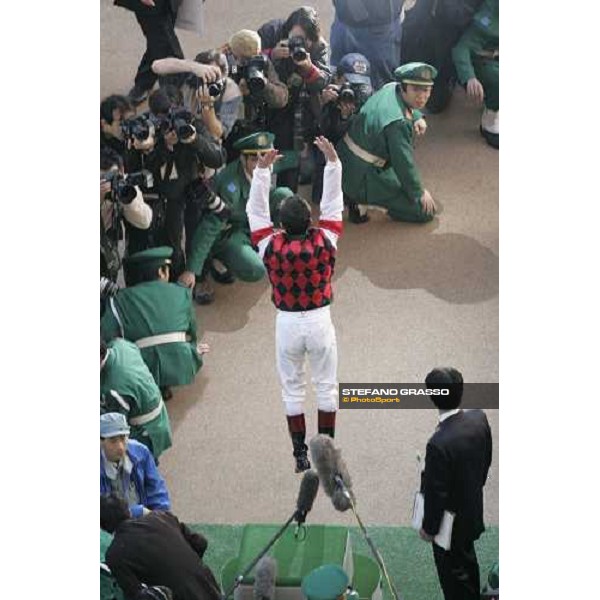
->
xmin=337 ymin=53 xmax=372 ymax=85
xmin=100 ymin=413 xmax=130 ymax=438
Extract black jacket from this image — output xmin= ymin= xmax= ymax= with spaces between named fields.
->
xmin=114 ymin=0 xmax=182 ymax=16
xmin=105 ymin=511 xmax=221 ymax=600
xmin=422 ymin=409 xmax=492 ymax=544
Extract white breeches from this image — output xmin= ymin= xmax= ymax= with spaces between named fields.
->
xmin=275 ymin=306 xmax=339 ymax=416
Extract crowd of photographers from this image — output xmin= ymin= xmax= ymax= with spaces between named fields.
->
xmin=101 ymin=2 xmax=498 ymax=305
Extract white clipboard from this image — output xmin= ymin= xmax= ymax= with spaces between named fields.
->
xmin=412 ymin=491 xmax=455 ymax=551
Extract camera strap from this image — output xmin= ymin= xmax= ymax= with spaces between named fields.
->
xmin=109 ymin=297 xmax=125 ymax=338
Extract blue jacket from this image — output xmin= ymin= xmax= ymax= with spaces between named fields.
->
xmin=100 ymin=439 xmax=171 ymax=518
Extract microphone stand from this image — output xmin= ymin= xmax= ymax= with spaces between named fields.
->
xmin=222 ymin=512 xmax=297 ymax=600
xmin=334 ymin=477 xmax=402 ymax=600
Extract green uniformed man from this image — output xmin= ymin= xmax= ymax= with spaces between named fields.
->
xmin=101 ymin=338 xmax=172 ymax=461
xmin=452 ymin=0 xmax=499 ymax=149
xmin=301 ymin=565 xmax=358 ymax=600
xmin=100 ymin=247 xmax=209 ymax=399
xmin=337 ymin=62 xmax=438 ymax=224
xmin=205 ymin=132 xmax=293 ymax=286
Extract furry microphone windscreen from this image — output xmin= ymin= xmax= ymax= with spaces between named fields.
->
xmin=253 ymin=556 xmax=277 ymax=600
xmin=309 ymin=434 xmax=354 ymax=500
xmin=297 ymin=469 xmax=320 ymax=513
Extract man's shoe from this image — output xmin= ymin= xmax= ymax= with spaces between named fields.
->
xmin=210 ymin=261 xmax=235 ymax=284
xmin=347 ymin=203 xmax=370 ymax=224
xmin=127 ymin=86 xmax=149 ymax=106
xmin=193 ymin=279 xmax=215 ymax=305
xmin=480 ymin=127 xmax=499 ymax=149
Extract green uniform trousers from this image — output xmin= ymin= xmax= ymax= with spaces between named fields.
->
xmin=337 ymin=139 xmax=433 ymax=223
xmin=474 ymin=57 xmax=499 ymax=111
xmin=213 ymin=229 xmax=266 ymax=282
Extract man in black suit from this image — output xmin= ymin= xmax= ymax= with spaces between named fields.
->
xmin=114 ymin=0 xmax=186 ymax=105
xmin=420 ymin=367 xmax=493 ymax=600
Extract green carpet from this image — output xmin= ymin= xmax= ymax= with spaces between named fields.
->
xmin=193 ymin=524 xmax=499 ymax=600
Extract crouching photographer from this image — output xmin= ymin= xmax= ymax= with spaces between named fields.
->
xmin=177 ymin=176 xmax=232 ymax=305
xmin=258 ymin=6 xmax=332 ymax=191
xmin=152 ymin=52 xmax=242 ymax=141
xmin=313 ymin=53 xmax=374 ymax=202
xmin=222 ymin=29 xmax=289 ymax=161
xmin=148 ymin=87 xmax=226 ymax=281
xmin=100 ymin=147 xmax=153 ymax=285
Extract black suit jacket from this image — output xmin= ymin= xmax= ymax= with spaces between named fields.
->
xmin=422 ymin=409 xmax=492 ymax=543
xmin=106 ymin=511 xmax=221 ymax=600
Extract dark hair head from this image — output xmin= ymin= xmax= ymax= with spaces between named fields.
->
xmin=149 ymin=85 xmax=182 ymax=115
xmin=279 ymin=195 xmax=312 ymax=235
xmin=100 ymin=146 xmax=123 ymax=171
xmin=195 ymin=49 xmax=228 ymax=77
xmin=425 ymin=367 xmax=464 ymax=410
xmin=101 ymin=340 xmax=108 ymax=362
xmin=100 ymin=95 xmax=133 ymax=124
xmin=282 ymin=6 xmax=321 ymax=43
xmin=100 ymin=494 xmax=130 ymax=533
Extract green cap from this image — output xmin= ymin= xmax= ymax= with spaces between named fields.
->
xmin=301 ymin=565 xmax=349 ymax=600
xmin=233 ymin=131 xmax=275 ymax=154
xmin=124 ymin=246 xmax=173 ymax=272
xmin=394 ymin=62 xmax=437 ymax=86
xmin=271 ymin=186 xmax=294 ymax=204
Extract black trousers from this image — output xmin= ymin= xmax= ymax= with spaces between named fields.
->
xmin=433 ymin=539 xmax=480 ymax=600
xmin=134 ymin=8 xmax=184 ymax=92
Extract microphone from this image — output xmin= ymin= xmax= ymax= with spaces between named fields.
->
xmin=294 ymin=470 xmax=320 ymax=525
xmin=253 ymin=556 xmax=277 ymax=600
xmin=309 ymin=435 xmax=354 ymax=511
xmin=222 ymin=473 xmax=318 ymax=599
xmin=309 ymin=435 xmax=403 ymax=600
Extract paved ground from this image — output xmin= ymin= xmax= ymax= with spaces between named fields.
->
xmin=101 ymin=0 xmax=499 ymax=526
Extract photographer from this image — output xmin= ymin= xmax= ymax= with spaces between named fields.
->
xmin=258 ymin=6 xmax=331 ymax=191
xmin=147 ymin=87 xmax=226 ymax=280
xmin=222 ymin=29 xmax=288 ymax=160
xmin=152 ymin=52 xmax=242 ymax=141
xmin=100 ymin=94 xmax=135 ymax=157
xmin=100 ymin=147 xmax=153 ymax=283
xmin=313 ymin=53 xmax=373 ymax=202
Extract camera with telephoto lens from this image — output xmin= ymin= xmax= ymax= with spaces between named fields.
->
xmin=231 ymin=55 xmax=267 ymax=95
xmin=335 ymin=82 xmax=371 ymax=107
xmin=185 ymin=73 xmax=225 ymax=97
xmin=185 ymin=178 xmax=231 ymax=221
xmin=103 ymin=170 xmax=154 ymax=204
xmin=165 ymin=107 xmax=196 ymax=141
xmin=288 ymin=36 xmax=308 ymax=62
xmin=337 ymin=82 xmax=356 ymax=103
xmin=121 ymin=114 xmax=154 ymax=142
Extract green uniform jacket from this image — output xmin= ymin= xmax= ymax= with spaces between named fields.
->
xmin=100 ymin=281 xmax=201 ymax=388
xmin=215 ymin=159 xmax=284 ymax=233
xmin=101 ymin=338 xmax=172 ymax=459
xmin=338 ymin=83 xmax=424 ymax=207
xmin=452 ymin=0 xmax=499 ymax=84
